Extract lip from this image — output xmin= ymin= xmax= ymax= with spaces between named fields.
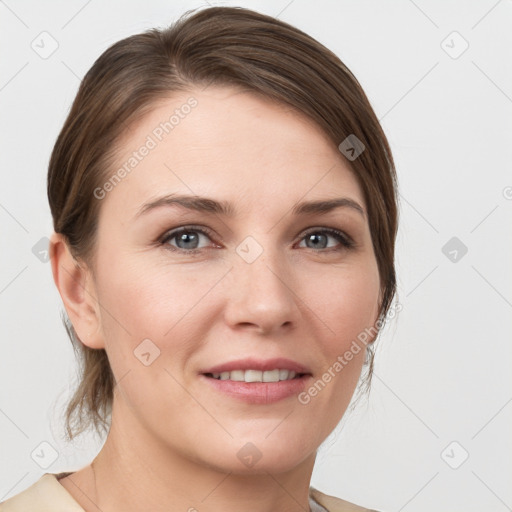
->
xmin=201 ymin=357 xmax=310 ymax=375
xmin=200 ymin=374 xmax=311 ymax=404
xmin=199 ymin=358 xmax=312 ymax=405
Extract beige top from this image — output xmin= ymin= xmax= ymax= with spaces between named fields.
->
xmin=0 ymin=472 xmax=379 ymax=512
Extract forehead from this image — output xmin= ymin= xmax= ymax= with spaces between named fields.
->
xmin=101 ymin=85 xmax=365 ymax=219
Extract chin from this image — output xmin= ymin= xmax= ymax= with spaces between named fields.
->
xmin=195 ymin=431 xmax=319 ymax=475
xmin=206 ymin=451 xmax=313 ymax=476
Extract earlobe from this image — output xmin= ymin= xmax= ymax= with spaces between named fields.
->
xmin=49 ymin=232 xmax=105 ymax=350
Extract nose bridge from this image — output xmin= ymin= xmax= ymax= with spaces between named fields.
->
xmin=226 ymin=233 xmax=299 ymax=333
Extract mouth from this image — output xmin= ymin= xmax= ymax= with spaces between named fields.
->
xmin=200 ymin=358 xmax=312 ymax=404
xmin=200 ymin=357 xmax=311 ymax=381
xmin=203 ymin=369 xmax=307 ymax=382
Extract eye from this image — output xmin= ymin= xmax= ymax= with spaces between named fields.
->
xmin=160 ymin=226 xmax=216 ymax=254
xmin=160 ymin=225 xmax=354 ymax=255
xmin=298 ymin=228 xmax=354 ymax=251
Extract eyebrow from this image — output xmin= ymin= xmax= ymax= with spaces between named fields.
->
xmin=135 ymin=193 xmax=365 ymax=219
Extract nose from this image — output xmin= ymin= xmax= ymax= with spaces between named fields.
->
xmin=223 ymin=243 xmax=301 ymax=336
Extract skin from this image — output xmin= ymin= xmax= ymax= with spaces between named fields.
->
xmin=51 ymin=85 xmax=381 ymax=512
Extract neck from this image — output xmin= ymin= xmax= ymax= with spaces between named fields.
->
xmin=87 ymin=401 xmax=317 ymax=512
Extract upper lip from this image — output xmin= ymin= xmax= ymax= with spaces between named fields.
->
xmin=201 ymin=358 xmax=311 ymax=375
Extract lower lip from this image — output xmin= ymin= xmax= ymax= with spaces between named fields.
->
xmin=201 ymin=374 xmax=310 ymax=404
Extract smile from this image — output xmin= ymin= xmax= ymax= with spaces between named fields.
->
xmin=205 ymin=369 xmax=303 ymax=382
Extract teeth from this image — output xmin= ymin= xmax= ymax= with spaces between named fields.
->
xmin=263 ymin=369 xmax=280 ymax=382
xmin=245 ymin=369 xmax=262 ymax=382
xmin=230 ymin=370 xmax=245 ymax=381
xmin=209 ymin=369 xmax=301 ymax=382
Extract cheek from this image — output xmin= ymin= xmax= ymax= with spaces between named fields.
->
xmin=292 ymin=262 xmax=380 ymax=441
xmin=92 ymin=258 xmax=217 ymax=413
xmin=94 ymin=254 xmax=227 ymax=355
xmin=312 ymin=261 xmax=381 ymax=348
xmin=305 ymin=263 xmax=379 ymax=394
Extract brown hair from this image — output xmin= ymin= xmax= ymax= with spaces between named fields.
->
xmin=48 ymin=6 xmax=398 ymax=440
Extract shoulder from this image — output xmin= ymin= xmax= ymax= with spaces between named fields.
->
xmin=0 ymin=476 xmax=380 ymax=512
xmin=0 ymin=473 xmax=84 ymax=512
xmin=310 ymin=486 xmax=382 ymax=512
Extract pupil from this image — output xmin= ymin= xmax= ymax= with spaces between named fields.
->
xmin=308 ymin=233 xmax=326 ymax=249
xmin=178 ymin=232 xmax=198 ymax=249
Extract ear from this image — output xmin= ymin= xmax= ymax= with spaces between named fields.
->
xmin=49 ymin=232 xmax=105 ymax=349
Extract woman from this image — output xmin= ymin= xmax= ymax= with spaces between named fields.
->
xmin=0 ymin=6 xmax=397 ymax=512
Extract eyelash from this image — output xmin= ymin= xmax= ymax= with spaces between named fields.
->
xmin=159 ymin=225 xmax=355 ymax=256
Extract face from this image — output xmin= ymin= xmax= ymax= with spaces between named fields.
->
xmin=86 ymin=86 xmax=381 ymax=473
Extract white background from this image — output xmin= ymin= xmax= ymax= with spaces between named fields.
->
xmin=1 ymin=1 xmax=511 ymax=511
